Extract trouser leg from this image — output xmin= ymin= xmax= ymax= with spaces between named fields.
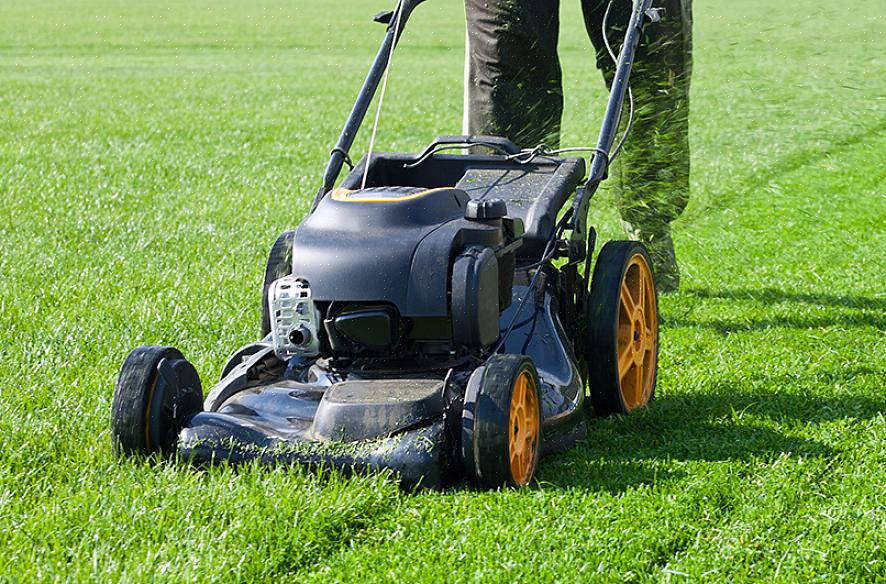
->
xmin=583 ymin=0 xmax=692 ymax=291
xmin=463 ymin=0 xmax=563 ymax=148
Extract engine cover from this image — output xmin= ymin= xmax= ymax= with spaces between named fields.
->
xmin=291 ymin=186 xmax=507 ymax=319
xmin=287 ymin=186 xmax=524 ymax=355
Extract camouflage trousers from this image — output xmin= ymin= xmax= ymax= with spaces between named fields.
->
xmin=464 ymin=0 xmax=693 ymax=235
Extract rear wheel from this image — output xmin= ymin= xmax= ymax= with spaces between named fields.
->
xmin=111 ymin=345 xmax=203 ymax=456
xmin=260 ymin=231 xmax=296 ymax=337
xmin=461 ymin=354 xmax=541 ymax=488
xmin=586 ymin=241 xmax=659 ymax=416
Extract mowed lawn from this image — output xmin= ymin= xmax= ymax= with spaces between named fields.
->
xmin=0 ymin=0 xmax=884 ymax=581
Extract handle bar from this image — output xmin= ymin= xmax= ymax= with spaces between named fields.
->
xmin=312 ymin=0 xmax=427 ymax=210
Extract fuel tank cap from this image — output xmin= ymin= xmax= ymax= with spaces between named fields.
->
xmin=465 ymin=198 xmax=507 ymax=220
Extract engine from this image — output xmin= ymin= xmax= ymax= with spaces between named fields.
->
xmin=268 ymin=186 xmax=522 ymax=362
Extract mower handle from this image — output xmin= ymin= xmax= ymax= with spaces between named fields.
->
xmin=568 ymin=0 xmax=656 ymax=238
xmin=414 ymin=135 xmax=523 ymax=158
xmin=312 ymin=0 xmax=657 ymax=221
xmin=312 ymin=0 xmax=428 ymax=210
xmin=394 ymin=0 xmax=427 ymax=26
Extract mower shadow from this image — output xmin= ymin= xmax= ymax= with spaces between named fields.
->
xmin=537 ymin=367 xmax=885 ymax=492
xmin=663 ymin=287 xmax=886 ymax=334
xmin=684 ymin=287 xmax=886 ymax=312
xmin=664 ymin=313 xmax=886 ymax=335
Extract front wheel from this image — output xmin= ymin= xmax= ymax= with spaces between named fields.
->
xmin=461 ymin=354 xmax=542 ymax=489
xmin=111 ymin=345 xmax=203 ymax=456
xmin=586 ymin=241 xmax=659 ymax=416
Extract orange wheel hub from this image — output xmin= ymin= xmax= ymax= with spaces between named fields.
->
xmin=508 ymin=370 xmax=539 ymax=486
xmin=616 ymin=254 xmax=657 ymax=410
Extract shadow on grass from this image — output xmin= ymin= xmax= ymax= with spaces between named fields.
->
xmin=538 ymin=366 xmax=885 ymax=492
xmin=683 ymin=287 xmax=886 ymax=312
xmin=662 ymin=287 xmax=886 ymax=333
xmin=665 ymin=313 xmax=886 ymax=334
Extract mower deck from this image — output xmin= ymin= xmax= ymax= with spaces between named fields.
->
xmin=176 ymin=280 xmax=589 ymax=489
xmin=180 ymin=403 xmax=453 ymax=489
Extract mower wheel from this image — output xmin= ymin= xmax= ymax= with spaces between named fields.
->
xmin=461 ymin=354 xmax=541 ymax=488
xmin=260 ymin=230 xmax=296 ymax=337
xmin=111 ymin=345 xmax=203 ymax=456
xmin=586 ymin=241 xmax=659 ymax=416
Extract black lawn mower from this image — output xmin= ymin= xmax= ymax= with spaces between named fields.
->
xmin=111 ymin=0 xmax=662 ymax=489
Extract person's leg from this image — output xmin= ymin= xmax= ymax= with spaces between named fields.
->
xmin=463 ymin=0 xmax=563 ymax=149
xmin=582 ymin=0 xmax=693 ymax=292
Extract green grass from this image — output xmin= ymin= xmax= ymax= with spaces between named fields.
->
xmin=0 ymin=0 xmax=884 ymax=581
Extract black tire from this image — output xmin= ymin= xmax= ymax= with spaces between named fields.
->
xmin=461 ymin=354 xmax=542 ymax=489
xmin=111 ymin=345 xmax=203 ymax=456
xmin=260 ymin=230 xmax=296 ymax=337
xmin=586 ymin=241 xmax=659 ymax=417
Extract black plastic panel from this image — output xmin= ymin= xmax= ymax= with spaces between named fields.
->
xmin=312 ymin=379 xmax=444 ymax=441
xmin=340 ymin=151 xmax=585 ymax=260
xmin=451 ymin=246 xmax=500 ymax=347
xmin=292 ymin=187 xmax=470 ymax=318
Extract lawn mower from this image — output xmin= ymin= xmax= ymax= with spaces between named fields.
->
xmin=111 ymin=0 xmax=661 ymax=489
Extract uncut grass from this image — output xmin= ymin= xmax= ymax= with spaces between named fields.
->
xmin=0 ymin=0 xmax=884 ymax=581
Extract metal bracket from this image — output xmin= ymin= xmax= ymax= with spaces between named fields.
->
xmin=330 ymin=146 xmax=354 ymax=170
xmin=373 ymin=10 xmax=394 ymax=24
xmin=644 ymin=7 xmax=665 ymax=23
xmin=567 ymin=188 xmax=591 ymax=264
